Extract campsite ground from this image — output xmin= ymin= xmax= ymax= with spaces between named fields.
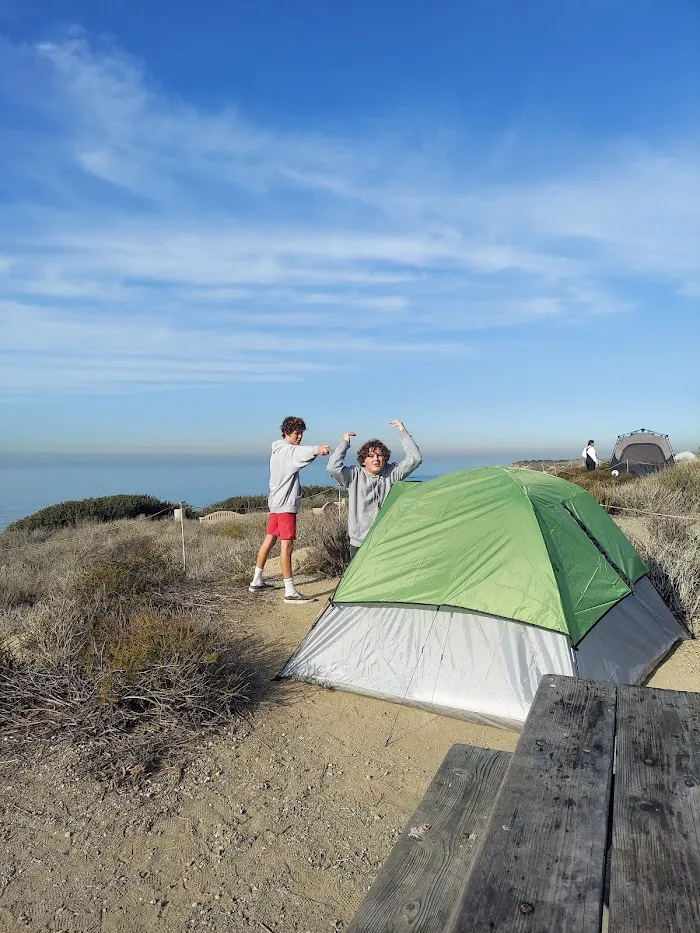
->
xmin=2 ymin=568 xmax=699 ymax=933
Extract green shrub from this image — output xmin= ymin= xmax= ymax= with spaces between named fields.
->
xmin=204 ymin=484 xmax=336 ymax=515
xmin=203 ymin=494 xmax=268 ymax=514
xmin=5 ymin=494 xmax=177 ymax=534
xmin=556 ymin=465 xmax=635 ymax=494
xmin=218 ymin=522 xmax=246 ymax=539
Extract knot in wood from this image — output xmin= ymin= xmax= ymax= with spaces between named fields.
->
xmin=644 ymin=758 xmax=654 ymax=765
xmin=519 ymin=902 xmax=534 ymax=915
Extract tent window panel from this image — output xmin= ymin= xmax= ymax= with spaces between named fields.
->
xmin=534 ymin=504 xmax=630 ymax=645
xmin=562 ymin=495 xmax=647 ymax=585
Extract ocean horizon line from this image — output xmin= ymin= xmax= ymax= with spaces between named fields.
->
xmin=0 ymin=448 xmax=581 ymax=462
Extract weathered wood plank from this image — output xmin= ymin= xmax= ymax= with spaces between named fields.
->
xmin=346 ymin=744 xmax=511 ymax=933
xmin=608 ymin=685 xmax=700 ymax=933
xmin=446 ymin=675 xmax=616 ymax=933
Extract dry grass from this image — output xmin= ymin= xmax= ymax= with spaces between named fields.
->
xmin=0 ymin=510 xmax=332 ymax=621
xmin=0 ymin=528 xmax=256 ymax=786
xmin=589 ymin=462 xmax=700 ymax=636
xmin=642 ymin=518 xmax=700 ymax=636
xmin=597 ymin=460 xmax=700 ymax=517
xmin=0 ymin=509 xmax=338 ymax=786
xmin=306 ymin=513 xmax=352 ymax=577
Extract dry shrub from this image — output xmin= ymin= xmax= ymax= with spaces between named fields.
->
xmin=306 ymin=513 xmax=352 ymax=577
xmin=68 ymin=537 xmax=182 ymax=610
xmin=0 ymin=534 xmax=249 ymax=786
xmin=0 ymin=602 xmax=248 ymax=785
xmin=0 ymin=515 xmax=268 ymax=617
xmin=0 ymin=557 xmax=44 ymax=615
xmin=632 ymin=517 xmax=700 ymax=636
xmin=594 ymin=461 xmax=700 ymax=518
xmin=601 ymin=463 xmax=700 ymax=636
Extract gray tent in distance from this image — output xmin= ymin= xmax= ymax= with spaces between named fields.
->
xmin=610 ymin=429 xmax=675 ymax=477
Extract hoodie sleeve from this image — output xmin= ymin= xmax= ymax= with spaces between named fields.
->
xmin=327 ymin=440 xmax=354 ymax=487
xmin=290 ymin=444 xmax=319 ymax=469
xmin=388 ymin=430 xmax=422 ymax=483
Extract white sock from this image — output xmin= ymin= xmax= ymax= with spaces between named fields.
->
xmin=252 ymin=567 xmax=264 ymax=586
xmin=283 ymin=578 xmax=297 ymax=597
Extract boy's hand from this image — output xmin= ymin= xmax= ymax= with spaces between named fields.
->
xmin=389 ymin=420 xmax=405 ymax=432
xmin=318 ymin=445 xmax=331 ymax=456
xmin=343 ymin=432 xmax=356 ymax=443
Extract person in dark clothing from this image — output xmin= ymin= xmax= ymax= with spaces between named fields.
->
xmin=582 ymin=440 xmax=598 ymax=471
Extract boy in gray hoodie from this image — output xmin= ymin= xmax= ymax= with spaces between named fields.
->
xmin=249 ymin=416 xmax=330 ymax=602
xmin=327 ymin=420 xmax=422 ymax=556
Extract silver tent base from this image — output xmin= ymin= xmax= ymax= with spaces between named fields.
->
xmin=280 ymin=575 xmax=688 ymax=731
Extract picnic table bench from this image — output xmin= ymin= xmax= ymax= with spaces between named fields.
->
xmin=347 ymin=675 xmax=700 ymax=933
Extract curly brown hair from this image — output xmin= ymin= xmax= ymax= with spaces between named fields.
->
xmin=357 ymin=439 xmax=391 ymax=466
xmin=280 ymin=416 xmax=307 ymax=437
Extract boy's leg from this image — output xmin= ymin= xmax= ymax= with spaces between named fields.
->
xmin=250 ymin=534 xmax=277 ymax=592
xmin=278 ymin=514 xmax=315 ymax=603
xmin=255 ymin=533 xmax=278 ymax=570
xmin=249 ymin=515 xmax=281 ymax=592
xmin=280 ymin=538 xmax=294 ymax=580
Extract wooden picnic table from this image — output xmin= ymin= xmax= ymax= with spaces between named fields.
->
xmin=347 ymin=675 xmax=699 ymax=933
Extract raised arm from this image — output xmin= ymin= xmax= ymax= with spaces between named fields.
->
xmin=388 ymin=421 xmax=422 ymax=483
xmin=327 ymin=432 xmax=356 ymax=487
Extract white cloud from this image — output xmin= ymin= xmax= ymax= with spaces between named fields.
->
xmin=1 ymin=32 xmax=698 ymax=392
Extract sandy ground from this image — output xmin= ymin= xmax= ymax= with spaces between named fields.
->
xmin=1 ymin=572 xmax=698 ymax=933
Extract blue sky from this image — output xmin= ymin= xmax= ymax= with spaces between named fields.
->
xmin=1 ymin=0 xmax=698 ymax=456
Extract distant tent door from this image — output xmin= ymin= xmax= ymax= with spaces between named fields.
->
xmin=610 ymin=430 xmax=675 ymax=477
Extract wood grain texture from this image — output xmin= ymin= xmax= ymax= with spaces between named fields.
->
xmin=608 ymin=684 xmax=700 ymax=933
xmin=346 ymin=744 xmax=511 ymax=933
xmin=446 ymin=675 xmax=616 ymax=933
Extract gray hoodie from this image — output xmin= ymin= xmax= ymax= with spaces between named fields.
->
xmin=268 ymin=440 xmax=320 ymax=513
xmin=327 ymin=430 xmax=422 ymax=546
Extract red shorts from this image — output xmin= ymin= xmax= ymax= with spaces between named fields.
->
xmin=266 ymin=512 xmax=297 ymax=540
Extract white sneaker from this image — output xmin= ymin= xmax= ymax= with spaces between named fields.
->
xmin=248 ymin=581 xmax=273 ymax=594
xmin=283 ymin=592 xmax=317 ymax=604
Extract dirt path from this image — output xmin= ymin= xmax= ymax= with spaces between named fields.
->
xmin=0 ymin=577 xmax=517 ymax=933
xmin=1 ymin=574 xmax=698 ymax=933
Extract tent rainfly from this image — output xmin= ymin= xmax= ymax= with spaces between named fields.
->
xmin=610 ymin=428 xmax=675 ymax=477
xmin=280 ymin=467 xmax=689 ymax=730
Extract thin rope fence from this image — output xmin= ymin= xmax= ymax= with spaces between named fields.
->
xmin=602 ymin=505 xmax=697 ymax=521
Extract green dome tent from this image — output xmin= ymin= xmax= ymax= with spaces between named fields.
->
xmin=281 ymin=467 xmax=688 ymax=730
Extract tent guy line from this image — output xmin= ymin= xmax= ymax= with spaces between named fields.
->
xmin=383 ymin=605 xmax=442 ymax=749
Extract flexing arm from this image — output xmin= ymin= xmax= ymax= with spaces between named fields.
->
xmin=388 ymin=421 xmax=422 ymax=483
xmin=327 ymin=433 xmax=356 ymax=487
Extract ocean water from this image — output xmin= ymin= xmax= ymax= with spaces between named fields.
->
xmin=0 ymin=451 xmax=518 ymax=530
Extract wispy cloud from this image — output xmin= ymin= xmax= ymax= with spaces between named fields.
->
xmin=1 ymin=31 xmax=698 ymax=392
